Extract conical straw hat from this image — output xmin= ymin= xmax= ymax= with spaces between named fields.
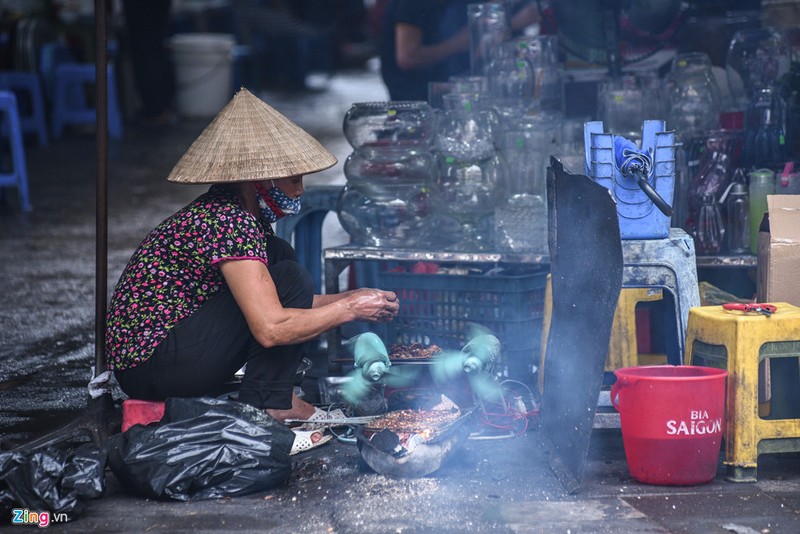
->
xmin=167 ymin=88 xmax=337 ymax=184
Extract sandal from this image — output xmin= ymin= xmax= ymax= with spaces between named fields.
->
xmin=294 ymin=407 xmax=348 ymax=430
xmin=290 ymin=428 xmax=333 ymax=455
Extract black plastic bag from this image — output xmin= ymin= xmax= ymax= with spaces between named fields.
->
xmin=0 ymin=443 xmax=106 ymax=518
xmin=106 ymin=397 xmax=294 ymax=501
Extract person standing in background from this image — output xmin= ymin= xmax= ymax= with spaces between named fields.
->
xmin=122 ymin=0 xmax=175 ymax=126
xmin=378 ymin=0 xmax=539 ymax=101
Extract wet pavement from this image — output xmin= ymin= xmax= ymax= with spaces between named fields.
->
xmin=2 ymin=67 xmax=800 ymax=533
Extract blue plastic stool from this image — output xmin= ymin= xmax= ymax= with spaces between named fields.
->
xmin=0 ymin=91 xmax=32 ymax=211
xmin=51 ymin=63 xmax=123 ymax=140
xmin=275 ymin=185 xmax=343 ymax=293
xmin=0 ymin=71 xmax=48 ymax=147
xmin=620 ymin=228 xmax=701 ymax=364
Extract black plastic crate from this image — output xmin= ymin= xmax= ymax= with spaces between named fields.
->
xmin=376 ymin=269 xmax=547 ymax=377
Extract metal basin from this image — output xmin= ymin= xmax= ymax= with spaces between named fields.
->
xmin=355 ymin=410 xmax=475 ymax=478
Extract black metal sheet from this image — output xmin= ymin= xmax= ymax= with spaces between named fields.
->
xmin=540 ymin=157 xmax=623 ymax=493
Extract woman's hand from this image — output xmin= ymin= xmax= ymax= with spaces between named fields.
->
xmin=344 ymin=288 xmax=400 ymax=323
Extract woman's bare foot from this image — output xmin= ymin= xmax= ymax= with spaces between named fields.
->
xmin=266 ymin=393 xmax=316 ymax=422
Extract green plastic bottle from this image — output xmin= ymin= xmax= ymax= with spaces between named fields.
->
xmin=748 ymin=168 xmax=775 ymax=254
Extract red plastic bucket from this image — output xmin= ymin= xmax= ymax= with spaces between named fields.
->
xmin=611 ymin=365 xmax=728 ymax=485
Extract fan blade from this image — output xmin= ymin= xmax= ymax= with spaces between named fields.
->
xmin=340 ymin=371 xmax=374 ymax=404
xmin=430 ymin=350 xmax=466 ymax=384
xmin=466 ymin=323 xmax=495 ymax=340
xmin=382 ymin=366 xmax=421 ymax=388
xmin=468 ymin=371 xmax=503 ymax=403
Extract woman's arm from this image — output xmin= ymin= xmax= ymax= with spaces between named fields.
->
xmin=220 ymin=259 xmax=398 ymax=348
xmin=313 ymin=291 xmax=357 ymax=307
xmin=394 ymin=2 xmax=538 ymax=72
xmin=511 ymin=4 xmax=540 ymax=32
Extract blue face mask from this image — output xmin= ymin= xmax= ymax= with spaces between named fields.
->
xmin=254 ymin=181 xmax=302 ymax=223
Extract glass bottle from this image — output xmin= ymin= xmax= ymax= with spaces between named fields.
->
xmin=695 ymin=194 xmax=725 ymax=255
xmin=748 ymin=168 xmax=775 ymax=254
xmin=468 ymin=2 xmax=508 ymax=77
xmin=724 ymin=182 xmax=750 ymax=255
xmin=741 ymin=87 xmax=788 ymax=169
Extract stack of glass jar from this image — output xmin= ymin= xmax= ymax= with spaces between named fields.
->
xmin=337 ymin=1 xmax=571 ymax=252
xmin=434 ymin=92 xmax=505 ymax=251
xmin=338 ymin=96 xmax=563 ymax=251
xmin=338 ymin=101 xmax=441 ymax=248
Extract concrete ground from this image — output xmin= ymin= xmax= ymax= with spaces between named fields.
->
xmin=2 ymin=67 xmax=800 ymax=533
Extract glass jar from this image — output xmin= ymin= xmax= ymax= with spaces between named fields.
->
xmin=342 ymin=101 xmax=437 ymax=152
xmin=493 ymin=119 xmax=557 ymax=252
xmin=468 ymin=2 xmax=508 ymax=77
xmin=664 ymin=52 xmax=721 ymax=140
xmin=598 ymin=74 xmax=659 ymax=141
xmin=487 ymin=40 xmax=536 ymax=119
xmin=500 ymin=114 xmax=560 ymax=200
xmin=726 ymin=27 xmax=791 ymax=109
xmin=434 ymin=92 xmax=505 ymax=250
xmin=513 ymin=35 xmax=564 ymax=114
xmin=436 ymin=92 xmax=500 ymax=161
xmin=338 ymin=147 xmax=439 ymax=248
xmin=339 ymin=102 xmax=441 ymax=248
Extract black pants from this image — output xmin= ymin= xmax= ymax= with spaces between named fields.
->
xmin=115 ymin=236 xmax=313 ymax=410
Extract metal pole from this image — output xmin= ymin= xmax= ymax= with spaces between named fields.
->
xmin=94 ymin=0 xmax=108 ymax=376
xmin=12 ymin=6 xmax=119 ymax=450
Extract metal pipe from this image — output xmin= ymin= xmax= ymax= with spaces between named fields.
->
xmin=94 ymin=0 xmax=108 ymax=376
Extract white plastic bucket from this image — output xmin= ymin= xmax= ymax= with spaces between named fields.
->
xmin=169 ymin=33 xmax=235 ymax=118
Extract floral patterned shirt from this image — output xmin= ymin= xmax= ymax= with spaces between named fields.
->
xmin=106 ymin=185 xmax=271 ymax=371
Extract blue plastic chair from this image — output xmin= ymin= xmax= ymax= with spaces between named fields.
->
xmin=50 ymin=62 xmax=124 ymax=140
xmin=275 ymin=185 xmax=342 ymax=294
xmin=40 ymin=41 xmax=123 ymax=140
xmin=0 ymin=91 xmax=32 ymax=212
xmin=0 ymin=71 xmax=49 ymax=147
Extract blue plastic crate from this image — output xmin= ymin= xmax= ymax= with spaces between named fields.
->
xmin=584 ymin=120 xmax=676 ymax=239
xmin=375 ymin=269 xmax=547 ymax=376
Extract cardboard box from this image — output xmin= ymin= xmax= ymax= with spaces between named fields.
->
xmin=757 ymin=195 xmax=800 ymax=306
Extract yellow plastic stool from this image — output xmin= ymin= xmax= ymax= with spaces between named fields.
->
xmin=538 ymin=275 xmax=666 ymax=395
xmin=685 ymin=302 xmax=800 ymax=482
xmin=606 ymin=287 xmax=665 ymax=371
